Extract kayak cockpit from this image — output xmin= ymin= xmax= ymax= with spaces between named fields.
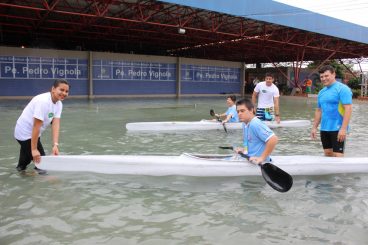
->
xmin=181 ymin=153 xmax=245 ymax=162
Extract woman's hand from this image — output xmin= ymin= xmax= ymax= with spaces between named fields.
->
xmin=32 ymin=149 xmax=41 ymax=163
xmin=52 ymin=144 xmax=59 ymax=155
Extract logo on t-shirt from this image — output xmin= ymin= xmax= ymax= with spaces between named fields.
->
xmin=48 ymin=112 xmax=54 ymax=118
xmin=261 ymin=89 xmax=267 ymax=93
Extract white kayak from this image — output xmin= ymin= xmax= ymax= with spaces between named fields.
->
xmin=126 ymin=120 xmax=311 ymax=131
xmin=39 ymin=153 xmax=368 ymax=176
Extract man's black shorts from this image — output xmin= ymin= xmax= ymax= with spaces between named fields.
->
xmin=320 ymin=131 xmax=345 ymax=153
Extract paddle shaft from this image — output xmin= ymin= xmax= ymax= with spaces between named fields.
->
xmin=219 ymin=146 xmax=259 ymax=164
xmin=210 ymin=109 xmax=227 ymax=133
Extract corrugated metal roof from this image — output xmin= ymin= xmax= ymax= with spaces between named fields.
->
xmin=163 ymin=0 xmax=368 ymax=44
xmin=0 ymin=0 xmax=367 ymax=63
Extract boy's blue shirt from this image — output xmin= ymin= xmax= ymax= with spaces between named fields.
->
xmin=226 ymin=105 xmax=239 ymax=122
xmin=242 ymin=117 xmax=274 ymax=162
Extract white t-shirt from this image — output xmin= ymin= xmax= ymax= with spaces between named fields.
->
xmin=14 ymin=92 xmax=63 ymax=141
xmin=254 ymin=82 xmax=280 ymax=108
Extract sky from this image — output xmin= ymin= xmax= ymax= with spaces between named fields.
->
xmin=275 ymin=0 xmax=368 ymax=27
xmin=275 ymin=0 xmax=368 ymax=71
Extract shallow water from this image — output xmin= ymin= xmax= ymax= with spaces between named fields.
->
xmin=0 ymin=96 xmax=367 ymax=244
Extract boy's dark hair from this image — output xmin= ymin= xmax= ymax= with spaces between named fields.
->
xmin=265 ymin=72 xmax=274 ymax=79
xmin=227 ymin=95 xmax=236 ymax=102
xmin=236 ymin=98 xmax=255 ymax=114
xmin=53 ymin=79 xmax=70 ymax=88
xmin=319 ymin=65 xmax=335 ymax=74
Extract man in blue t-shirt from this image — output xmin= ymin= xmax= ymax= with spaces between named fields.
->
xmin=235 ymin=98 xmax=278 ymax=165
xmin=311 ymin=65 xmax=352 ymax=157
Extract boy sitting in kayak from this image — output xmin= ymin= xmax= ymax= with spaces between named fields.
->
xmin=214 ymin=95 xmax=239 ymax=123
xmin=235 ymin=98 xmax=278 ymax=165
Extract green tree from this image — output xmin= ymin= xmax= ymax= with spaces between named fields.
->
xmin=307 ymin=60 xmax=358 ymax=94
xmin=348 ymin=77 xmax=360 ymax=89
xmin=307 ymin=60 xmax=352 ymax=79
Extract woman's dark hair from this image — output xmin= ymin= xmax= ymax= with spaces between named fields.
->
xmin=53 ymin=79 xmax=70 ymax=88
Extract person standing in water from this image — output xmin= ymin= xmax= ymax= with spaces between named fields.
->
xmin=252 ymin=73 xmax=281 ymax=123
xmin=14 ymin=79 xmax=70 ymax=174
xmin=311 ymin=65 xmax=352 ymax=157
xmin=304 ymin=77 xmax=313 ymax=94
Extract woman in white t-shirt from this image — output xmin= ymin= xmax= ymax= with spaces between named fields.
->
xmin=252 ymin=73 xmax=281 ymax=123
xmin=14 ymin=79 xmax=70 ymax=174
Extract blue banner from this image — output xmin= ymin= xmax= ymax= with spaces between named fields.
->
xmin=93 ymin=59 xmax=176 ymax=81
xmin=0 ymin=56 xmax=88 ymax=79
xmin=181 ymin=64 xmax=240 ymax=83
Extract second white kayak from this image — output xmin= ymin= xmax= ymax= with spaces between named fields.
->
xmin=126 ymin=120 xmax=311 ymax=131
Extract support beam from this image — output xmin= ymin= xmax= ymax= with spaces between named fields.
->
xmin=176 ymin=57 xmax=181 ymax=98
xmin=88 ymin=51 xmax=94 ymax=100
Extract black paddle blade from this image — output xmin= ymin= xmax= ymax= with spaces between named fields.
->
xmin=219 ymin=146 xmax=233 ymax=150
xmin=210 ymin=109 xmax=215 ymax=117
xmin=261 ymin=163 xmax=293 ymax=192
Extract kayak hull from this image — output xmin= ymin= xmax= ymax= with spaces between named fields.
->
xmin=125 ymin=120 xmax=311 ymax=131
xmin=39 ymin=154 xmax=368 ymax=176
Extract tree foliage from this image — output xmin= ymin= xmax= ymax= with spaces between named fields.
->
xmin=307 ymin=60 xmax=361 ymax=96
xmin=307 ymin=60 xmax=353 ymax=78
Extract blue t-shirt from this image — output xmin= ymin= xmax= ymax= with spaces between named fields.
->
xmin=225 ymin=105 xmax=239 ymax=122
xmin=317 ymin=81 xmax=352 ymax=131
xmin=242 ymin=117 xmax=274 ymax=161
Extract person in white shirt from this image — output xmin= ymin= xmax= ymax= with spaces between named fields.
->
xmin=14 ymin=79 xmax=70 ymax=174
xmin=252 ymin=73 xmax=281 ymax=123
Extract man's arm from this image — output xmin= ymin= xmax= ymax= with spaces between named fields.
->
xmin=252 ymin=91 xmax=258 ymax=105
xmin=273 ymin=96 xmax=280 ymax=123
xmin=337 ymin=104 xmax=352 ymax=142
xmin=311 ymin=108 xmax=321 ymax=140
